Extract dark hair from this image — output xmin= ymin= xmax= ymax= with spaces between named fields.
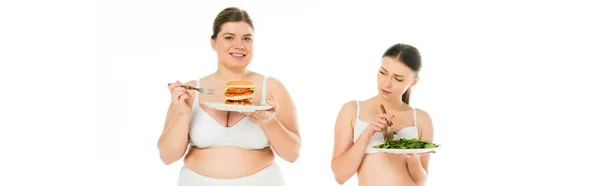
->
xmin=382 ymin=43 xmax=422 ymax=105
xmin=211 ymin=7 xmax=254 ymax=39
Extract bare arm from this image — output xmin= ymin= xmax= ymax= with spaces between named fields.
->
xmin=331 ymin=101 xmax=374 ymax=185
xmin=157 ymin=80 xmax=195 ymax=165
xmin=261 ymin=77 xmax=301 ymax=163
xmin=406 ymin=109 xmax=434 ymax=186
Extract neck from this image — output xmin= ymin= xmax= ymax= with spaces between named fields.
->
xmin=215 ymin=63 xmax=249 ymax=80
xmin=376 ymin=95 xmax=405 ymax=110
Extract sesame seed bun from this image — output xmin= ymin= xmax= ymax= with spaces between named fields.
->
xmin=225 ymin=80 xmax=255 ymax=88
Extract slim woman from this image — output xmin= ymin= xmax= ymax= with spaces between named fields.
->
xmin=331 ymin=43 xmax=435 ymax=186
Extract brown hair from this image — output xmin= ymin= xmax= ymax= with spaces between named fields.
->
xmin=211 ymin=7 xmax=254 ymax=39
xmin=382 ymin=43 xmax=422 ymax=105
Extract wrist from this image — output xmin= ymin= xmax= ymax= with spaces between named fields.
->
xmin=360 ymin=130 xmax=375 ymax=139
xmin=261 ymin=118 xmax=279 ymax=129
xmin=178 ymin=110 xmax=191 ymax=118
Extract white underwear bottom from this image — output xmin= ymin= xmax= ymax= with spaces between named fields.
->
xmin=177 ymin=163 xmax=285 ymax=186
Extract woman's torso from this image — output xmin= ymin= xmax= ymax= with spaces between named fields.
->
xmin=183 ymin=73 xmax=275 ymax=179
xmin=353 ymin=99 xmax=420 ymax=186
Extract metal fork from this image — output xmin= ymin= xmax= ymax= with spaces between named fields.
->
xmin=181 ymin=85 xmax=215 ymax=95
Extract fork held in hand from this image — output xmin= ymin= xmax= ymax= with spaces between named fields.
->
xmin=168 ymin=83 xmax=215 ymax=95
xmin=380 ymin=104 xmax=397 ymax=135
xmin=181 ymin=85 xmax=215 ymax=95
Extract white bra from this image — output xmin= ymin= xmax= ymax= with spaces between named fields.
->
xmin=187 ymin=77 xmax=270 ymax=149
xmin=352 ymin=100 xmax=419 ymax=154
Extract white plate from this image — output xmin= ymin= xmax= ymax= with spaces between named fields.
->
xmin=376 ymin=147 xmax=438 ymax=154
xmin=202 ymin=102 xmax=273 ymax=112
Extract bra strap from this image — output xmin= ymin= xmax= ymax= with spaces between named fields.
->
xmin=261 ymin=76 xmax=268 ymax=104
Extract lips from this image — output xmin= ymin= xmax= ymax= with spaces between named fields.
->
xmin=381 ymin=89 xmax=392 ymax=94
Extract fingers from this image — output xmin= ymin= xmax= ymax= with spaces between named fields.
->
xmin=249 ymin=112 xmax=260 ymax=119
xmin=240 ymin=109 xmax=276 ymax=125
xmin=266 ymin=98 xmax=276 ymax=105
xmin=254 ymin=111 xmax=273 ymax=120
xmin=374 ymin=117 xmax=390 ymax=126
xmin=241 ymin=112 xmax=259 ymax=118
xmin=420 ymin=151 xmax=436 ymax=155
xmin=403 ymin=151 xmax=435 ymax=158
xmin=265 ymin=98 xmax=278 ymax=112
xmin=375 ymin=114 xmax=393 ymax=123
xmin=247 ymin=112 xmax=261 ymax=121
xmin=256 ymin=110 xmax=269 ymax=116
xmin=168 ymin=81 xmax=183 ymax=92
xmin=171 ymin=87 xmax=188 ymax=102
xmin=241 ymin=112 xmax=263 ymax=117
xmin=370 ymin=122 xmax=386 ymax=132
xmin=169 ymin=81 xmax=187 ymax=103
xmin=178 ymin=92 xmax=190 ymax=104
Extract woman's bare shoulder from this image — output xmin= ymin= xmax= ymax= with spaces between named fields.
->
xmin=414 ymin=108 xmax=432 ymax=123
xmin=338 ymin=100 xmax=359 ymax=118
xmin=263 ymin=75 xmax=286 ymax=96
xmin=414 ymin=108 xmax=433 ymax=134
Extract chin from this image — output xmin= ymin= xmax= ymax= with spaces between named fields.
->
xmin=224 ymin=62 xmax=250 ymax=69
xmin=378 ymin=94 xmax=391 ymax=100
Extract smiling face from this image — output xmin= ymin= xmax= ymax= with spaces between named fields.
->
xmin=211 ymin=21 xmax=254 ymax=70
xmin=377 ymin=56 xmax=419 ymax=100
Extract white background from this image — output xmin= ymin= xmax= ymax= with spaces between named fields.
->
xmin=1 ymin=0 xmax=599 ymax=185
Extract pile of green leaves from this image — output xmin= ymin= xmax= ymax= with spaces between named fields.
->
xmin=373 ymin=138 xmax=440 ymax=149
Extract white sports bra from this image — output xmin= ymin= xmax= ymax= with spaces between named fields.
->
xmin=187 ymin=77 xmax=270 ymax=149
xmin=352 ymin=100 xmax=419 ymax=154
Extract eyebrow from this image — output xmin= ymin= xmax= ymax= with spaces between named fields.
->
xmin=380 ymin=67 xmax=404 ymax=77
xmin=223 ymin=32 xmax=253 ymax=37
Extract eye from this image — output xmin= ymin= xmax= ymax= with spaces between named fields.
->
xmin=379 ymin=71 xmax=386 ymax=75
xmin=395 ymin=78 xmax=404 ymax=82
xmin=244 ymin=37 xmax=252 ymax=41
xmin=225 ymin=36 xmax=233 ymax=40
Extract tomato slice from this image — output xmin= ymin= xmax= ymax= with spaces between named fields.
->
xmin=227 ymin=88 xmax=251 ymax=94
xmin=224 ymin=91 xmax=253 ymax=97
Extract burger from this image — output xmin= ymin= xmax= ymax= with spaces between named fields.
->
xmin=224 ymin=80 xmax=256 ymax=106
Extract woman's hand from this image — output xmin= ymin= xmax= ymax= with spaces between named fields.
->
xmin=362 ymin=113 xmax=395 ymax=138
xmin=243 ymin=98 xmax=279 ymax=127
xmin=167 ymin=81 xmax=192 ymax=116
xmin=402 ymin=151 xmax=436 ymax=159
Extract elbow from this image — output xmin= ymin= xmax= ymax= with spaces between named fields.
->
xmin=409 ymin=173 xmax=428 ymax=186
xmin=159 ymin=151 xmax=183 ymax=165
xmin=283 ymin=153 xmax=299 ymax=163
xmin=282 ymin=148 xmax=300 ymax=163
xmin=331 ymin=162 xmax=348 ymax=185
xmin=158 ymin=144 xmax=185 ymax=165
xmin=416 ymin=176 xmax=429 ymax=186
xmin=414 ymin=180 xmax=427 ymax=186
xmin=160 ymin=156 xmax=177 ymax=165
xmin=334 ymin=173 xmax=348 ymax=185
xmin=280 ymin=141 xmax=301 ymax=163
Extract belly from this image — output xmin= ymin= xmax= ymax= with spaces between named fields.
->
xmin=183 ymin=146 xmax=274 ymax=179
xmin=357 ymin=153 xmax=417 ymax=186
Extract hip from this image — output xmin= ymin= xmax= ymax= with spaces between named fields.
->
xmin=178 ymin=162 xmax=285 ymax=186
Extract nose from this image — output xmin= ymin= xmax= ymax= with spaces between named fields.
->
xmin=234 ymin=39 xmax=245 ymax=50
xmin=383 ymin=77 xmax=392 ymax=88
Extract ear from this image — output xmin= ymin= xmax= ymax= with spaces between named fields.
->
xmin=409 ymin=76 xmax=420 ymax=89
xmin=210 ymin=37 xmax=216 ymax=50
